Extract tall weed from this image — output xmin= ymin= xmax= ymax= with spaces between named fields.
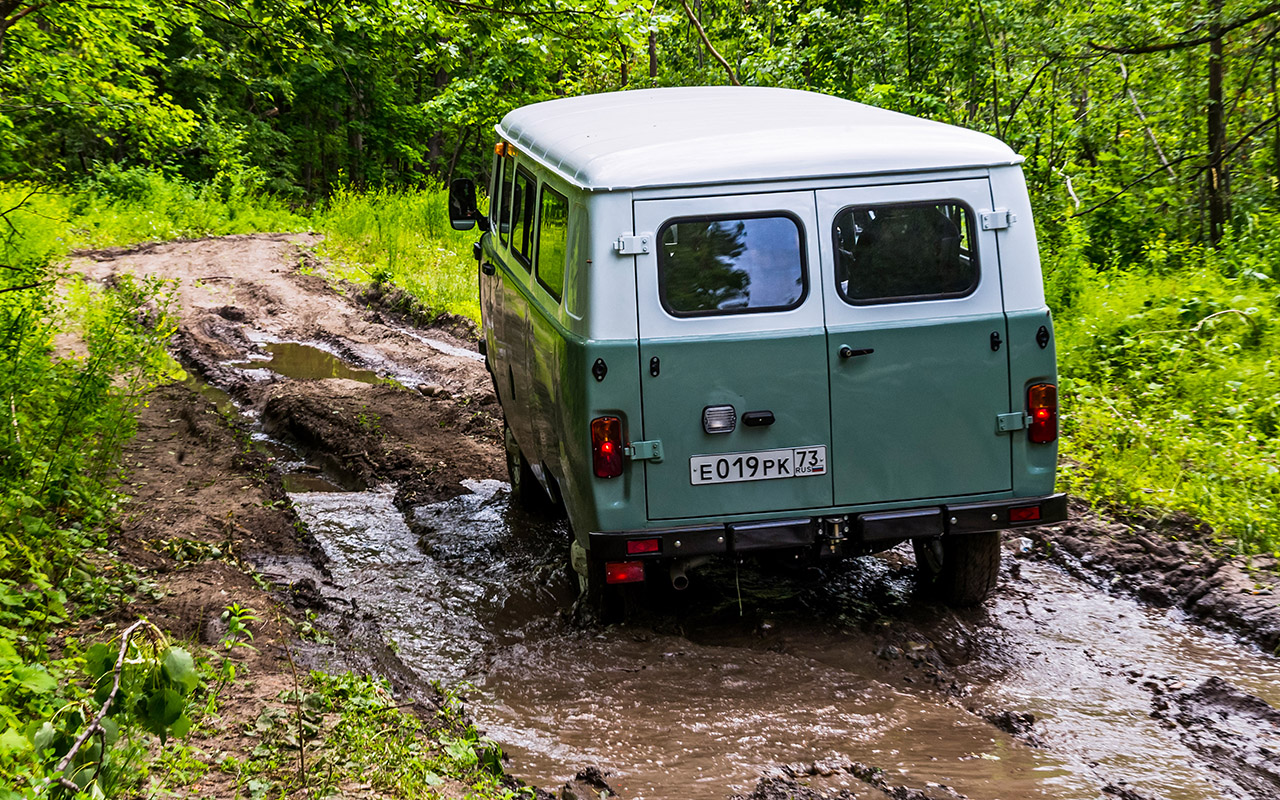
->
xmin=0 ymin=184 xmax=189 ymax=794
xmin=312 ymin=186 xmax=480 ymax=323
xmin=1049 ymin=220 xmax=1280 ymax=555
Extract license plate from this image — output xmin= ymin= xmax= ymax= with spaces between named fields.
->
xmin=689 ymin=446 xmax=827 ymax=485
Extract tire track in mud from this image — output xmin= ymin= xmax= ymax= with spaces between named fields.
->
xmin=70 ymin=234 xmax=1280 ymax=800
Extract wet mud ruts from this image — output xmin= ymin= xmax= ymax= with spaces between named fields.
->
xmin=69 ymin=234 xmax=1280 ymax=800
xmin=1025 ymin=499 xmax=1280 ymax=651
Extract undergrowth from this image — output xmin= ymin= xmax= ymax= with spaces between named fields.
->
xmin=1047 ymin=215 xmax=1280 ymax=556
xmin=209 ymin=673 xmax=525 ymax=799
xmin=0 ymin=183 xmax=196 ymax=794
xmin=311 ymin=185 xmax=481 ymax=323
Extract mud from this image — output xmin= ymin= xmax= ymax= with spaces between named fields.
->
xmin=71 ymin=234 xmax=1280 ymax=800
xmin=1024 ymin=499 xmax=1280 ymax=652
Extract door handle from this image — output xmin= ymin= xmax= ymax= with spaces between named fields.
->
xmin=481 ymin=262 xmax=495 ymax=276
xmin=743 ymin=410 xmax=775 ymax=427
xmin=838 ymin=345 xmax=874 ymax=359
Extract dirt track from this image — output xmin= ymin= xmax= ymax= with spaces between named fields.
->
xmin=73 ymin=234 xmax=1280 ymax=800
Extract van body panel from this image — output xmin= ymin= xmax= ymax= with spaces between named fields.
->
xmin=637 ymin=332 xmax=835 ymax=520
xmin=557 ymin=339 xmax=646 ymax=537
xmin=1007 ymin=307 xmax=1059 ymax=497
xmin=632 ymin=192 xmax=834 ymax=521
xmin=987 ymin=166 xmax=1046 ymax=312
xmin=815 ymin=179 xmax=1012 ymax=505
xmin=582 ymin=192 xmax=639 ymax=341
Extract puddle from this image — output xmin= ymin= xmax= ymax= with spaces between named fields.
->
xmin=183 ymin=374 xmax=237 ymax=415
xmin=231 ymin=342 xmax=384 ymax=384
xmin=180 ymin=332 xmax=1280 ymax=800
xmin=475 ymin=558 xmax=1280 ymax=800
xmin=289 ymin=480 xmax=571 ymax=683
xmin=274 ymin=466 xmax=1280 ymax=800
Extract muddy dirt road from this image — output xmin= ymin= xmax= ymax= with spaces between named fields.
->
xmin=75 ymin=234 xmax=1280 ymax=800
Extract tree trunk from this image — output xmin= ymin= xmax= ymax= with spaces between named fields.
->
xmin=1208 ymin=0 xmax=1227 ymax=244
xmin=649 ymin=31 xmax=658 ymax=78
xmin=1272 ymin=41 xmax=1280 ymax=192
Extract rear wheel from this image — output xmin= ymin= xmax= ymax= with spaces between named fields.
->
xmin=571 ymin=541 xmax=629 ymax=624
xmin=504 ymin=424 xmax=556 ymax=512
xmin=913 ymin=531 xmax=1002 ymax=606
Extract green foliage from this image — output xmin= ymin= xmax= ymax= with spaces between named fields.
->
xmin=312 ymin=185 xmax=481 ymax=322
xmin=0 ymin=184 xmax=202 ymax=797
xmin=1051 ymin=222 xmax=1280 ymax=554
xmin=214 ymin=672 xmax=523 ymax=799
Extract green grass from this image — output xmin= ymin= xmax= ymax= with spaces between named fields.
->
xmin=205 ymin=672 xmax=528 ymax=800
xmin=1048 ymin=220 xmax=1280 ymax=556
xmin=311 ymin=185 xmax=481 ymax=323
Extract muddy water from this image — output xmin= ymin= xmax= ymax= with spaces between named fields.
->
xmin=284 ymin=477 xmax=1280 ymax=799
xmin=187 ymin=339 xmax=1280 ymax=799
xmin=231 ymin=342 xmax=385 ymax=384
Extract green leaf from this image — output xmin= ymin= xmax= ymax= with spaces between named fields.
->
xmin=0 ymin=728 xmax=32 ymax=756
xmin=161 ymin=647 xmax=197 ymax=693
xmin=85 ymin=642 xmax=114 ymax=679
xmin=32 ymin=721 xmax=56 ymax=753
xmin=99 ymin=717 xmax=119 ymax=746
xmin=145 ymin=688 xmax=186 ymax=729
xmin=168 ymin=713 xmax=191 ymax=739
xmin=13 ymin=664 xmax=56 ymax=694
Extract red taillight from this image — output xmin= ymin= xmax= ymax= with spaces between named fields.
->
xmin=592 ymin=416 xmax=624 ymax=478
xmin=1010 ymin=505 xmax=1041 ymax=522
xmin=626 ymin=538 xmax=661 ymax=556
xmin=1027 ymin=383 xmax=1058 ymax=444
xmin=604 ymin=560 xmax=645 ymax=584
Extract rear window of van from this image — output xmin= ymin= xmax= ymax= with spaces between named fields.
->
xmin=833 ymin=202 xmax=978 ymax=304
xmin=657 ymin=214 xmax=806 ymax=317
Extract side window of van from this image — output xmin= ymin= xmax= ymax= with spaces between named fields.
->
xmin=536 ymin=186 xmax=568 ymax=302
xmin=833 ymin=202 xmax=978 ymax=304
xmin=491 ymin=155 xmax=507 ymax=233
xmin=509 ymin=170 xmax=536 ymax=268
xmin=657 ymin=214 xmax=806 ymax=317
xmin=501 ymin=165 xmax=521 ymax=250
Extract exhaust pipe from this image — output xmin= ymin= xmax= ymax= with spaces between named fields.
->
xmin=669 ymin=562 xmax=690 ymax=591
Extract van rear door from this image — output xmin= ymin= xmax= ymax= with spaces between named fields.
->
xmin=816 ymin=179 xmax=1011 ymax=505
xmin=633 ymin=192 xmax=833 ymax=521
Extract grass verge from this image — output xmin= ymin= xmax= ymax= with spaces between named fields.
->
xmin=1048 ymin=218 xmax=1280 ymax=556
xmin=311 ymin=186 xmax=481 ymax=324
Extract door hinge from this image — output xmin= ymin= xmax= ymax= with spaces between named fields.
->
xmin=625 ymin=440 xmax=664 ymax=462
xmin=613 ymin=233 xmax=654 ymax=255
xmin=996 ymin=412 xmax=1030 ymax=433
xmin=980 ymin=210 xmax=1017 ymax=230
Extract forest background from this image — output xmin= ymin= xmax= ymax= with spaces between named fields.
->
xmin=3 ymin=0 xmax=1280 ymax=792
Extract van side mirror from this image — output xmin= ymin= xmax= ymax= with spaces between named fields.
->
xmin=449 ymin=178 xmax=489 ymax=232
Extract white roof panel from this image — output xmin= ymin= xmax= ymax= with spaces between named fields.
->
xmin=497 ymin=87 xmax=1020 ymax=192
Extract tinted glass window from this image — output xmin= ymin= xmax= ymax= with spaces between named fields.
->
xmin=657 ymin=215 xmax=806 ymax=316
xmin=537 ymin=187 xmax=568 ymax=301
xmin=491 ymin=155 xmax=507 ymax=231
xmin=509 ymin=170 xmax=536 ymax=267
xmin=834 ymin=202 xmax=977 ymax=304
xmin=500 ymin=162 xmax=517 ymax=247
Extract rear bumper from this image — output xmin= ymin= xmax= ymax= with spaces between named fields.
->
xmin=587 ymin=493 xmax=1068 ymax=561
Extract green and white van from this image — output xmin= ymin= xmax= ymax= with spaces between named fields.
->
xmin=450 ymin=86 xmax=1066 ymax=611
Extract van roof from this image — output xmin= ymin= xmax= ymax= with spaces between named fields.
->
xmin=497 ymin=86 xmax=1021 ymax=192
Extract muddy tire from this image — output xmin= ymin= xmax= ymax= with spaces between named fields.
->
xmin=913 ymin=531 xmax=1002 ymax=606
xmin=573 ymin=544 xmax=628 ymax=624
xmin=585 ymin=559 xmax=629 ymax=624
xmin=504 ymin=424 xmax=555 ymax=513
